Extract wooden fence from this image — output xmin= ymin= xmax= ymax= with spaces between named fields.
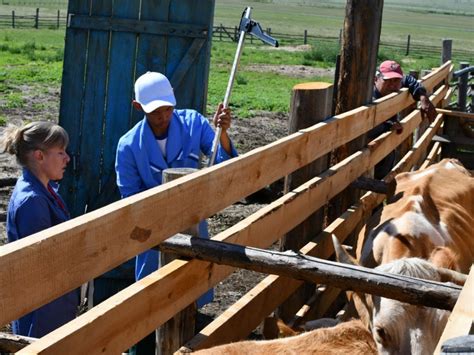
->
xmin=2 ymin=61 xmax=472 ymax=355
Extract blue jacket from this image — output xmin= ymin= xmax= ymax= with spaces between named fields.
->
xmin=115 ymin=109 xmax=237 ymax=287
xmin=7 ymin=169 xmax=79 ymax=337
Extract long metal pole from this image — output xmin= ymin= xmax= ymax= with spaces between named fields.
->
xmin=208 ymin=7 xmax=252 ymax=167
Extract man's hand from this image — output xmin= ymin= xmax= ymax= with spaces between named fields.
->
xmin=420 ymin=95 xmax=437 ymax=123
xmin=212 ymin=103 xmax=232 ymax=155
xmin=390 ymin=120 xmax=404 ymax=135
xmin=213 ymin=103 xmax=232 ymax=131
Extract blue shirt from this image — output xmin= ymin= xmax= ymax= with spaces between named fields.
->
xmin=7 ymin=168 xmax=79 ymax=337
xmin=115 ymin=109 xmax=237 ymax=281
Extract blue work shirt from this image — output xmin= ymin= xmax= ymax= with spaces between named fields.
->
xmin=371 ymin=75 xmax=428 ymax=179
xmin=115 ymin=109 xmax=237 ymax=305
xmin=7 ymin=168 xmax=79 ymax=338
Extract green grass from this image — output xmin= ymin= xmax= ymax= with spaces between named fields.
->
xmin=0 ymin=1 xmax=472 ymax=119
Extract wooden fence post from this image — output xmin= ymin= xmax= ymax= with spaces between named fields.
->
xmin=11 ymin=10 xmax=15 ymax=28
xmin=234 ymin=25 xmax=238 ymax=42
xmin=457 ymin=62 xmax=469 ymax=112
xmin=441 ymin=39 xmax=452 ymax=64
xmin=219 ymin=23 xmax=222 ymax=41
xmin=277 ymin=82 xmax=333 ymax=323
xmin=35 ymin=8 xmax=39 ymax=29
xmin=57 ymin=10 xmax=60 ymax=29
xmin=304 ymin=29 xmax=307 ymax=45
xmin=331 ymin=0 xmax=383 ymax=222
xmin=406 ymin=34 xmax=411 ymax=55
xmin=157 ymin=168 xmax=199 ymax=355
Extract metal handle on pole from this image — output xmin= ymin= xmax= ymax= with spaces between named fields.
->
xmin=208 ymin=7 xmax=252 ymax=167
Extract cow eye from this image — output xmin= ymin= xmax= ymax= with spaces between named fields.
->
xmin=374 ymin=326 xmax=390 ymax=345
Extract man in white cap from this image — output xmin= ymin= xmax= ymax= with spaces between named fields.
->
xmin=115 ymin=71 xmax=238 ymax=353
xmin=116 ymin=70 xmax=237 ymax=271
xmin=370 ymin=60 xmax=436 ymax=178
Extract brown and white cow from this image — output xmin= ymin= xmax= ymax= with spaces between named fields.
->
xmin=191 ymin=319 xmax=377 ymax=355
xmin=336 ymin=158 xmax=474 ymax=355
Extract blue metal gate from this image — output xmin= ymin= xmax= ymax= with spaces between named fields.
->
xmin=58 ymin=0 xmax=215 ymax=216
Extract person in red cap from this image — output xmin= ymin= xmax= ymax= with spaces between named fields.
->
xmin=370 ymin=60 xmax=436 ymax=179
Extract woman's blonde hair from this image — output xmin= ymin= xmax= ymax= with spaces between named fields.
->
xmin=1 ymin=121 xmax=69 ymax=167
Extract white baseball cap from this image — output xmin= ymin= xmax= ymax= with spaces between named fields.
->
xmin=134 ymin=72 xmax=176 ymax=113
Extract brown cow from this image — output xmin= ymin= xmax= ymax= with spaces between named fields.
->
xmin=336 ymin=158 xmax=474 ymax=355
xmin=359 ymin=158 xmax=474 ymax=272
xmin=191 ymin=319 xmax=377 ymax=355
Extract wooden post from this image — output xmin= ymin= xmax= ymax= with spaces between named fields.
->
xmin=304 ymin=29 xmax=308 ymax=45
xmin=330 ymin=0 xmax=383 ymax=223
xmin=219 ymin=24 xmax=222 ymax=41
xmin=57 ymin=10 xmax=60 ymax=29
xmin=157 ymin=168 xmax=199 ymax=355
xmin=12 ymin=10 xmax=15 ymax=28
xmin=234 ymin=25 xmax=238 ymax=42
xmin=35 ymin=8 xmax=39 ymax=29
xmin=159 ymin=234 xmax=462 ymax=311
xmin=441 ymin=39 xmax=452 ymax=64
xmin=406 ymin=34 xmax=411 ymax=56
xmin=457 ymin=62 xmax=469 ymax=112
xmin=278 ymin=82 xmax=333 ymax=322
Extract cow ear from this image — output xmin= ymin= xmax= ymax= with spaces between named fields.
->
xmin=352 ymin=292 xmax=374 ymax=330
xmin=332 ymin=234 xmax=373 ymax=328
xmin=332 ymin=234 xmax=359 ymax=266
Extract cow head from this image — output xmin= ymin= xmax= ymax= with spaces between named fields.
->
xmin=332 ymin=235 xmax=459 ymax=355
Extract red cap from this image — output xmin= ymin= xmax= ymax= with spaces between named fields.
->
xmin=379 ymin=60 xmax=403 ymax=79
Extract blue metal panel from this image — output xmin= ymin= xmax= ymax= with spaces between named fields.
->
xmin=93 ymin=0 xmax=140 ymax=210
xmin=59 ymin=0 xmax=216 ymax=217
xmin=58 ymin=0 xmax=90 ymax=217
xmin=74 ymin=0 xmax=113 ymax=215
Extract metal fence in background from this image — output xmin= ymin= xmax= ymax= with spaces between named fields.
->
xmin=0 ymin=11 xmax=473 ymax=61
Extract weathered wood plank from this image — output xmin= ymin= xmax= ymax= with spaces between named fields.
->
xmin=435 ymin=267 xmax=474 ymax=354
xmin=420 ymin=142 xmax=442 ymax=170
xmin=159 ymin=235 xmax=461 ymax=310
xmin=0 ymin=332 xmax=35 ymax=353
xmin=436 ymin=108 xmax=474 ymax=119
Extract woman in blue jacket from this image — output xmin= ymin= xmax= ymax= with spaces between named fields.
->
xmin=2 ymin=121 xmax=79 ymax=337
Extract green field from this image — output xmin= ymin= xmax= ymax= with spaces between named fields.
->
xmin=0 ymin=0 xmax=473 ymax=118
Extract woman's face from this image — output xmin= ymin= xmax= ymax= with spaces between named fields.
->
xmin=40 ymin=146 xmax=70 ymax=181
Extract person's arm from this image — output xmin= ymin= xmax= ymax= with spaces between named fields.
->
xmin=16 ymin=196 xmax=52 ymax=238
xmin=115 ymin=142 xmax=143 ymax=198
xmin=402 ymin=75 xmax=426 ymax=100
